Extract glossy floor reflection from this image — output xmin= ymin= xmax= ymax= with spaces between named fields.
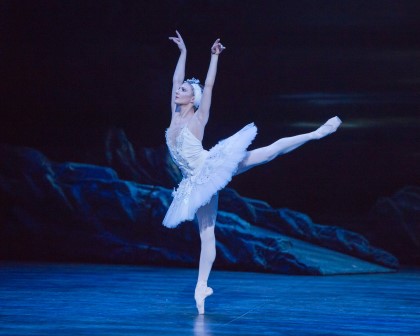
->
xmin=1 ymin=262 xmax=419 ymax=335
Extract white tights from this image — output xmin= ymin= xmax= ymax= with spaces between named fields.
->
xmin=196 ymin=193 xmax=218 ymax=284
xmin=193 ymin=116 xmax=341 ymax=313
xmin=195 ymin=193 xmax=218 ymax=314
xmin=236 ymin=116 xmax=342 ymax=174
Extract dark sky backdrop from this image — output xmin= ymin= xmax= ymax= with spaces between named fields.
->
xmin=0 ymin=0 xmax=419 ymax=225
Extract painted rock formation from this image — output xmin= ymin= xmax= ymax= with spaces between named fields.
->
xmin=0 ymin=144 xmax=398 ymax=274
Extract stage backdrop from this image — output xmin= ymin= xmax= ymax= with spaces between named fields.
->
xmin=0 ymin=1 xmax=418 ymax=265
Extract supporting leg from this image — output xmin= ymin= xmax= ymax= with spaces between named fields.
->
xmin=237 ymin=116 xmax=341 ymax=174
xmin=195 ymin=193 xmax=218 ymax=314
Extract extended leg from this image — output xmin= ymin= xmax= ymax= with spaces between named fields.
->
xmin=195 ymin=193 xmax=218 ymax=314
xmin=237 ymin=116 xmax=341 ymax=174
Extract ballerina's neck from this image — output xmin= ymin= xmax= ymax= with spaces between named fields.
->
xmin=175 ymin=104 xmax=195 ymax=117
xmin=169 ymin=110 xmax=195 ymax=131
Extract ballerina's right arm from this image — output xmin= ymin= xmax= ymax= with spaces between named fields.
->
xmin=169 ymin=30 xmax=187 ymax=115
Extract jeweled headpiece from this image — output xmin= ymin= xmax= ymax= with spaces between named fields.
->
xmin=185 ymin=78 xmax=203 ymax=110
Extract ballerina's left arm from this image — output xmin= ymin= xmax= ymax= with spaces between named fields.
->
xmin=195 ymin=39 xmax=226 ymax=126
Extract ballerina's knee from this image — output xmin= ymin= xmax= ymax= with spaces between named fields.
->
xmin=238 ymin=146 xmax=277 ymax=171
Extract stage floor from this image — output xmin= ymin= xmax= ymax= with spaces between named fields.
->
xmin=1 ymin=262 xmax=419 ymax=335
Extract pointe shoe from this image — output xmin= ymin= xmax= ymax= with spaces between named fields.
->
xmin=312 ymin=116 xmax=342 ymax=139
xmin=195 ymin=283 xmax=213 ymax=315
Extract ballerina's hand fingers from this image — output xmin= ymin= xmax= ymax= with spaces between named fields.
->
xmin=175 ymin=30 xmax=183 ymax=40
xmin=169 ymin=37 xmax=181 ymax=45
xmin=217 ymin=43 xmax=226 ymax=53
xmin=209 ymin=39 xmax=218 ymax=48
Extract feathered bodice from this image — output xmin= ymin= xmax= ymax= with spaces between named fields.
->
xmin=165 ymin=126 xmax=209 ymax=178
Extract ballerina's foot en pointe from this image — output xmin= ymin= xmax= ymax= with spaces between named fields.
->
xmin=195 ymin=281 xmax=214 ymax=315
xmin=311 ymin=116 xmax=342 ymax=140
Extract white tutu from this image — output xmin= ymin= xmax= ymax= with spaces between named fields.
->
xmin=163 ymin=123 xmax=257 ymax=228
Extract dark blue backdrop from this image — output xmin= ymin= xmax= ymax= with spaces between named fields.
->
xmin=1 ymin=0 xmax=419 ymax=225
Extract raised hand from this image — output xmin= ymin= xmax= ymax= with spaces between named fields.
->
xmin=211 ymin=39 xmax=226 ymax=55
xmin=169 ymin=30 xmax=186 ymax=52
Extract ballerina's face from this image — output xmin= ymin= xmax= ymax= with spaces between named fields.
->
xmin=175 ymin=83 xmax=195 ymax=106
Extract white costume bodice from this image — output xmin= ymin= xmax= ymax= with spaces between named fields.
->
xmin=165 ymin=126 xmax=209 ymax=178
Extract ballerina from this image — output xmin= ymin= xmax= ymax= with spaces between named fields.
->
xmin=164 ymin=31 xmax=341 ymax=314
